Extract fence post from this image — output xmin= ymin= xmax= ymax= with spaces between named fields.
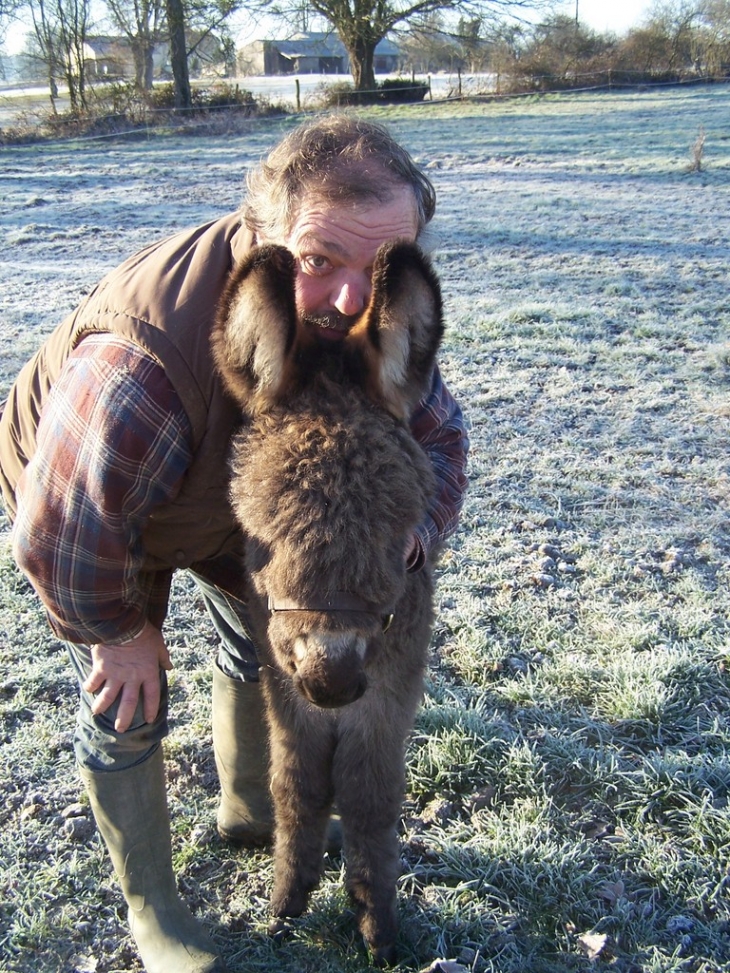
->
xmin=295 ymin=78 xmax=301 ymax=111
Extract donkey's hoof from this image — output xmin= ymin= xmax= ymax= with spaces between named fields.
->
xmin=369 ymin=942 xmax=397 ymax=967
xmin=268 ymin=917 xmax=296 ymax=942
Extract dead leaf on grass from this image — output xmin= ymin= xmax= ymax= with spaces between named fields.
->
xmin=577 ymin=817 xmax=613 ymax=840
xmin=598 ymin=879 xmax=626 ymax=905
xmin=468 ymin=784 xmax=497 ymax=811
xmin=69 ymin=954 xmax=98 ymax=973
xmin=421 ymin=798 xmax=458 ymax=826
xmin=577 ymin=930 xmax=612 ymax=960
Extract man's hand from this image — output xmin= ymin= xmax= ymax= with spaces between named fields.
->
xmin=83 ymin=620 xmax=173 ymax=733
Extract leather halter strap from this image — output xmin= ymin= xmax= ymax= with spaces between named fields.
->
xmin=268 ymin=591 xmax=375 ymax=613
xmin=267 ymin=592 xmax=395 ymax=633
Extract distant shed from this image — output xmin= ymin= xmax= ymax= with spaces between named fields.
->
xmin=238 ymin=31 xmax=400 ymax=77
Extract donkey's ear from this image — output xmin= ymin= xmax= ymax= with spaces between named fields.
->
xmin=349 ymin=241 xmax=444 ymax=420
xmin=212 ymin=245 xmax=298 ymax=408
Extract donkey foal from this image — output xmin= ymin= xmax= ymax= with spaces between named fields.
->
xmin=212 ymin=239 xmax=445 ymax=965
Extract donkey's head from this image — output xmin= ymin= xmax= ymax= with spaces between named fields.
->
xmin=213 ymin=240 xmax=443 ymax=708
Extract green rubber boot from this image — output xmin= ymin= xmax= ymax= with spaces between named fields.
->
xmin=80 ymin=749 xmax=228 ymax=973
xmin=212 ymin=664 xmax=274 ymax=847
xmin=212 ymin=665 xmax=345 ymax=854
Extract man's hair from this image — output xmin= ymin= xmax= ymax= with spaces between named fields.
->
xmin=242 ymin=115 xmax=436 ymax=241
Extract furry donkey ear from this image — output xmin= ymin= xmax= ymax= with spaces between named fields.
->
xmin=212 ymin=245 xmax=298 ymax=409
xmin=349 ymin=241 xmax=444 ymax=420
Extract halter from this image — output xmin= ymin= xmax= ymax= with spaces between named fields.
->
xmin=267 ymin=592 xmax=395 ymax=633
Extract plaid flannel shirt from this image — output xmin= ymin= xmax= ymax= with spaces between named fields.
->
xmin=13 ymin=334 xmax=468 ymax=645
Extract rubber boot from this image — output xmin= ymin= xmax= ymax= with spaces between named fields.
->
xmin=212 ymin=664 xmax=274 ymax=846
xmin=80 ymin=749 xmax=228 ymax=973
xmin=212 ymin=665 xmax=344 ymax=854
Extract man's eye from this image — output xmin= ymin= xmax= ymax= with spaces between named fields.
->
xmin=302 ymin=255 xmax=331 ymax=275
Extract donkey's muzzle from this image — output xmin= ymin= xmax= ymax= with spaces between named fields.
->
xmin=296 ymin=669 xmax=367 ymax=709
xmin=292 ymin=637 xmax=368 ymax=709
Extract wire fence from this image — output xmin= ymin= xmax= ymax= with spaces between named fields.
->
xmin=1 ymin=70 xmax=728 ymax=148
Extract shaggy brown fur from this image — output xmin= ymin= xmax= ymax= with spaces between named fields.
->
xmin=212 ymin=239 xmax=444 ymax=965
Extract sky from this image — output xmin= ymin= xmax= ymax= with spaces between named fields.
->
xmin=561 ymin=0 xmax=654 ymax=35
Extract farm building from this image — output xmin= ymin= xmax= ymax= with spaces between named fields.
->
xmin=238 ymin=31 xmax=401 ymax=77
xmin=81 ymin=33 xmax=224 ymax=80
xmin=81 ymin=37 xmax=152 ymax=79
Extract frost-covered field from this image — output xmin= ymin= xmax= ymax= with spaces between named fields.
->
xmin=1 ymin=87 xmax=730 ymax=973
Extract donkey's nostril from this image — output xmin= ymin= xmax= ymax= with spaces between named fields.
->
xmin=297 ymin=672 xmax=367 ymax=709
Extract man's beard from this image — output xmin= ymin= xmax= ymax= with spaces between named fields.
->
xmin=300 ymin=310 xmax=361 ymax=337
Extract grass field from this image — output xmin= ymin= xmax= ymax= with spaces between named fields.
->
xmin=1 ymin=85 xmax=729 ymax=973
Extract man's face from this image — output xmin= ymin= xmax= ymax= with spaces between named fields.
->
xmin=281 ymin=193 xmax=419 ymax=341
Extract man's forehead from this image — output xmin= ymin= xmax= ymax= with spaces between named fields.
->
xmin=286 ymin=195 xmax=418 ymax=252
xmin=292 ymin=230 xmax=350 ymax=257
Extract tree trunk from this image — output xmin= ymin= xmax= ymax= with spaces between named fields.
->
xmin=144 ymin=46 xmax=154 ymax=89
xmin=65 ymin=66 xmax=78 ymax=111
xmin=48 ymin=71 xmax=58 ymax=112
xmin=347 ymin=36 xmax=377 ymax=91
xmin=131 ymin=36 xmax=153 ymax=89
xmin=165 ymin=0 xmax=191 ymax=110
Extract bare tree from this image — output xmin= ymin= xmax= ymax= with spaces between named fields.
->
xmin=27 ymin=0 xmax=62 ymax=107
xmin=26 ymin=0 xmax=91 ymax=110
xmin=399 ymin=12 xmax=459 ymax=72
xmin=613 ymin=0 xmax=707 ymax=76
xmin=266 ymin=0 xmax=553 ymax=92
xmin=647 ymin=0 xmax=702 ymax=69
xmin=165 ymin=0 xmax=190 ymax=107
xmin=56 ymin=0 xmax=91 ymax=106
xmin=695 ymin=0 xmax=730 ymax=73
xmin=0 ymin=0 xmax=24 ymax=34
xmin=399 ymin=12 xmax=492 ymax=73
xmin=456 ymin=15 xmax=489 ymax=71
xmin=165 ymin=0 xmax=243 ymax=108
xmin=104 ymin=0 xmax=165 ymax=89
xmin=512 ymin=12 xmax=614 ymax=85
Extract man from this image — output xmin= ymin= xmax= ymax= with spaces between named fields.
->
xmin=0 ymin=116 xmax=469 ymax=973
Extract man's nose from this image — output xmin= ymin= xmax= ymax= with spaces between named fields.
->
xmin=331 ymin=273 xmax=370 ymax=316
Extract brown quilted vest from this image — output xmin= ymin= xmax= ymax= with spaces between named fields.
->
xmin=0 ymin=212 xmax=254 ymax=572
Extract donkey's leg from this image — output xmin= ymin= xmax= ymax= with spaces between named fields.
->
xmin=344 ymin=823 xmax=401 ymax=967
xmin=334 ymin=700 xmax=411 ymax=966
xmin=266 ymin=698 xmax=335 ymax=925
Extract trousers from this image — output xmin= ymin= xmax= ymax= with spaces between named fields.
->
xmin=66 ymin=570 xmax=260 ymax=772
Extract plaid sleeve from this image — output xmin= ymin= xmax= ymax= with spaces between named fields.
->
xmin=408 ymin=365 xmax=469 ymax=567
xmin=12 ymin=335 xmax=193 ymax=645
